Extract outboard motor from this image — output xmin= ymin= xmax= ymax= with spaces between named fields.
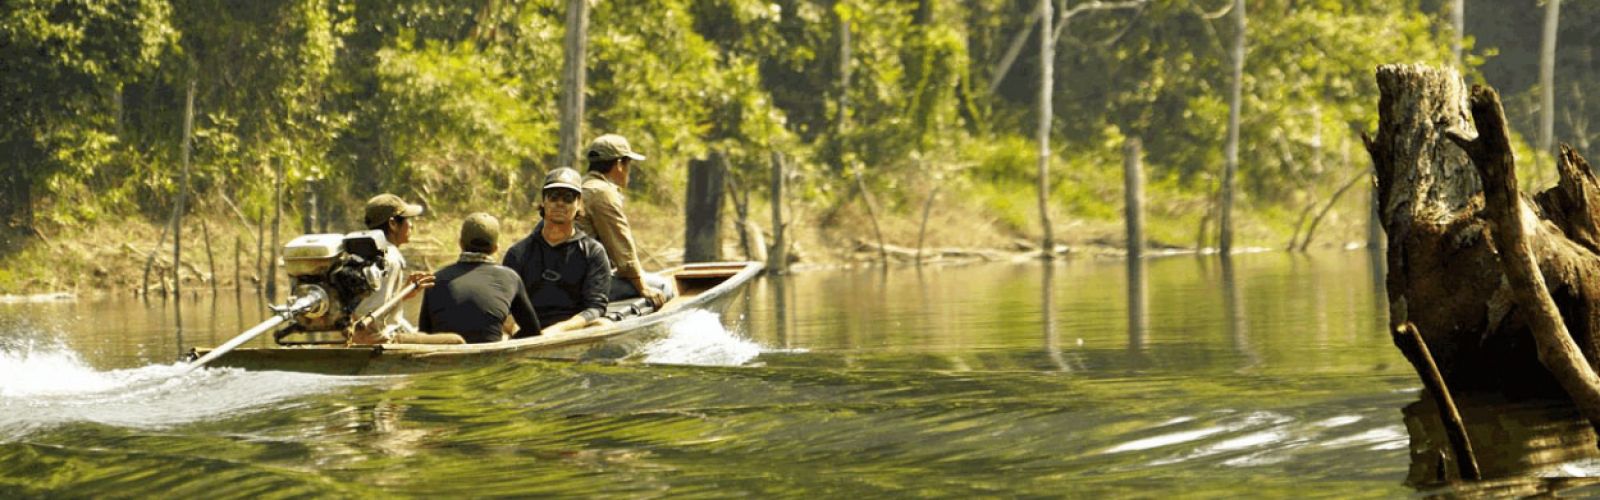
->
xmin=275 ymin=230 xmax=393 ymax=341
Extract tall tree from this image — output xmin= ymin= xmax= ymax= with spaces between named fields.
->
xmin=1540 ymin=0 xmax=1561 ymax=160
xmin=1450 ymin=0 xmax=1464 ymax=67
xmin=1218 ymin=0 xmax=1247 ymax=254
xmin=557 ymin=0 xmax=590 ymax=171
xmin=1036 ymin=0 xmax=1055 ymax=256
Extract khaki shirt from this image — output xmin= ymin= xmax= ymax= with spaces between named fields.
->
xmin=350 ymin=243 xmax=417 ymax=339
xmin=576 ymin=171 xmax=643 ymax=280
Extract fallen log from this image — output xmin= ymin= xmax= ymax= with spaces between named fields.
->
xmin=1370 ymin=64 xmax=1600 ymax=420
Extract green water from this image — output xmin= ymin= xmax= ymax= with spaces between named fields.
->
xmin=0 ymin=251 xmax=1560 ymax=497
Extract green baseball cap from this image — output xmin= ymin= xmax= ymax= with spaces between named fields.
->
xmin=585 ymin=134 xmax=647 ymax=162
xmin=363 ymin=193 xmax=424 ymax=229
xmin=543 ymin=167 xmax=584 ymax=193
xmin=459 ymin=212 xmax=500 ymax=253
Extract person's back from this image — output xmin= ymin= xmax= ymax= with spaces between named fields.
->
xmin=419 ymin=213 xmax=540 ymax=343
xmin=420 ymin=254 xmax=540 ymax=343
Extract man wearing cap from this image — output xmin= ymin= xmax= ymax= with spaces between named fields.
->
xmin=578 ymin=133 xmax=676 ymax=308
xmin=350 ymin=193 xmax=436 ymax=344
xmin=418 ymin=213 xmax=541 ymax=343
xmin=502 ymin=168 xmax=613 ymax=334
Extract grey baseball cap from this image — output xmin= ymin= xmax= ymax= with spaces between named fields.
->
xmin=542 ymin=167 xmax=584 ymax=193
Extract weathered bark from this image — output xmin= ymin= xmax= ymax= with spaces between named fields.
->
xmin=1443 ymin=84 xmax=1600 ymax=423
xmin=1372 ymin=64 xmax=1600 ymax=419
xmin=684 ymin=153 xmax=726 ymax=263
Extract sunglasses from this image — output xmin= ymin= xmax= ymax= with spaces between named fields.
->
xmin=543 ymin=190 xmax=579 ymax=203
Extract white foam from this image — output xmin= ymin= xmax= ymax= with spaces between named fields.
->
xmin=0 ymin=341 xmax=369 ymax=440
xmin=0 ymin=342 xmax=126 ymax=397
xmin=640 ymin=310 xmax=763 ymax=366
xmin=1104 ymin=427 xmax=1230 ymax=454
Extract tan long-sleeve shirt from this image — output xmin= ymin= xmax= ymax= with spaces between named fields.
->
xmin=576 ymin=171 xmax=643 ymax=280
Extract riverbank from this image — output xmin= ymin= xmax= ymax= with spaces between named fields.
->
xmin=0 ymin=189 xmax=1373 ymax=296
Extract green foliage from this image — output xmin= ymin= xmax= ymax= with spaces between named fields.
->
xmin=0 ymin=0 xmax=175 ymax=226
xmin=2 ymin=0 xmax=1481 ymax=251
xmin=372 ymin=39 xmax=553 ymax=209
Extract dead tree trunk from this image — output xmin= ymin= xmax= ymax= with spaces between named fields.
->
xmin=1369 ymin=64 xmax=1600 ymax=423
xmin=1124 ymin=137 xmax=1145 ymax=259
xmin=684 ymin=152 xmax=726 ymax=263
xmin=769 ymin=152 xmax=788 ymax=274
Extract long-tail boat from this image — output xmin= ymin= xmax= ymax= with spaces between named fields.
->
xmin=189 ymin=261 xmax=764 ymax=375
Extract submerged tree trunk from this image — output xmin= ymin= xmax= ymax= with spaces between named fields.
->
xmin=1369 ymin=64 xmax=1600 ymax=423
xmin=684 ymin=152 xmax=725 ymax=263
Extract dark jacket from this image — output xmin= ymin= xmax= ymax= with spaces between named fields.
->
xmin=418 ymin=253 xmax=541 ymax=343
xmin=501 ymin=222 xmax=611 ymax=328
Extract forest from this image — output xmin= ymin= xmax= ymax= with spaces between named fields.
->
xmin=0 ymin=0 xmax=1591 ymax=291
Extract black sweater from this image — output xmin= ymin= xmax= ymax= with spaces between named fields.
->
xmin=418 ymin=255 xmax=541 ymax=343
xmin=501 ymin=223 xmax=611 ymax=329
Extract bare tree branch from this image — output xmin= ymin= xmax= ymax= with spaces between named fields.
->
xmin=1051 ymin=0 xmax=1148 ymax=45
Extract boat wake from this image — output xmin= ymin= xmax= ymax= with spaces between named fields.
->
xmin=0 ymin=339 xmax=367 ymax=440
xmin=639 ymin=310 xmax=763 ymax=366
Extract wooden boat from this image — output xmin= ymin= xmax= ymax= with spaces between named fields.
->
xmin=190 ymin=261 xmax=764 ymax=375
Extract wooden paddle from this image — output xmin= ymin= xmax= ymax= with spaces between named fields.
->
xmin=343 ymin=282 xmax=418 ymax=345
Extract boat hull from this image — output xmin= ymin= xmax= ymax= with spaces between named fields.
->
xmin=191 ymin=261 xmax=763 ymax=375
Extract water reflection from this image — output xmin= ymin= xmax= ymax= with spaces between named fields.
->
xmin=1127 ymin=255 xmax=1148 ymax=351
xmin=1220 ymin=256 xmax=1259 ymax=370
xmin=1404 ymin=394 xmax=1600 ymax=489
xmin=1043 ymin=262 xmax=1067 ymax=371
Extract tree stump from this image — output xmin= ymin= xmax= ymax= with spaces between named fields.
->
xmin=1370 ymin=64 xmax=1600 ymax=422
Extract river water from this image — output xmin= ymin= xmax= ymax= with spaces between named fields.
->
xmin=1 ymin=251 xmax=1593 ymax=496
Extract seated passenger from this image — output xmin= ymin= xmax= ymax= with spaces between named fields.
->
xmin=418 ymin=213 xmax=541 ymax=343
xmin=577 ymin=133 xmax=677 ymax=307
xmin=502 ymin=168 xmax=613 ymax=334
xmin=350 ymin=193 xmax=434 ymax=344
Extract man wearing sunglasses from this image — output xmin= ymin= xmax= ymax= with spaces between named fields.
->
xmin=502 ymin=168 xmax=613 ymax=334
